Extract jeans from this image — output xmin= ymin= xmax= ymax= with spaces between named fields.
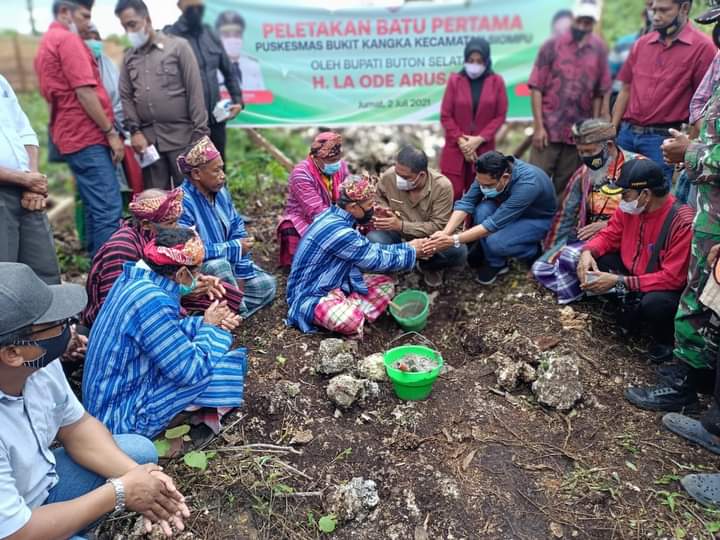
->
xmin=617 ymin=123 xmax=674 ymax=188
xmin=596 ymin=252 xmax=681 ymax=346
xmin=366 ymin=230 xmax=468 ymax=270
xmin=44 ymin=434 xmax=157 ymax=539
xmin=64 ymin=145 xmax=122 ymax=257
xmin=472 ymin=200 xmax=551 ymax=268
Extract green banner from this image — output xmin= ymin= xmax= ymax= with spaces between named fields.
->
xmin=206 ymin=0 xmax=575 ymax=126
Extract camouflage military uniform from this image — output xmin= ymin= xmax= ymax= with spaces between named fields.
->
xmin=674 ymin=84 xmax=720 ymax=369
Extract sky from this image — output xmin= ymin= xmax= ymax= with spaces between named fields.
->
xmin=8 ymin=0 xmax=436 ymax=36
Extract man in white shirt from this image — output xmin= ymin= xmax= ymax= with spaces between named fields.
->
xmin=0 ymin=263 xmax=190 ymax=540
xmin=0 ymin=74 xmax=61 ymax=284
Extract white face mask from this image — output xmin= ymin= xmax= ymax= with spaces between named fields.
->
xmin=222 ymin=37 xmax=243 ymax=58
xmin=619 ymin=195 xmax=647 ymax=215
xmin=396 ymin=174 xmax=415 ymax=191
xmin=465 ymin=63 xmax=486 ymax=80
xmin=128 ymin=25 xmax=150 ymax=49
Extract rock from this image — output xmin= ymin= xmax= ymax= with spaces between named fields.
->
xmin=519 ymin=362 xmax=537 ymax=384
xmin=318 ymin=338 xmax=358 ymax=361
xmin=326 ymin=477 xmax=380 ymax=522
xmin=491 ymin=351 xmax=536 ymax=390
xmin=531 ymin=354 xmax=583 ymax=411
xmin=357 ymin=353 xmax=387 ymax=381
xmin=317 ymin=352 xmax=355 ymax=376
xmin=289 ymin=429 xmax=314 ymax=445
xmin=326 ymin=374 xmax=378 ymax=408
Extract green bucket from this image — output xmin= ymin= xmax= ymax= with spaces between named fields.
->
xmin=384 ymin=345 xmax=443 ymax=401
xmin=389 ymin=290 xmax=429 ymax=332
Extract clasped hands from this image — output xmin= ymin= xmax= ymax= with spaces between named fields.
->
xmin=576 ymin=251 xmax=618 ymax=294
xmin=21 ymin=171 xmax=49 ymax=212
xmin=458 ymin=135 xmax=485 ymax=163
xmin=203 ymin=299 xmax=241 ymax=332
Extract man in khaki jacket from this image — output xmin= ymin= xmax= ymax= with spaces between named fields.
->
xmin=370 ymin=146 xmax=467 ymax=287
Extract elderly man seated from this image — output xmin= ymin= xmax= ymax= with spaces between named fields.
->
xmin=369 ymin=145 xmax=467 ymax=287
xmin=286 ymin=175 xmax=428 ymax=338
xmin=0 ymin=263 xmax=189 ymax=540
xmin=574 ymin=159 xmax=693 ymax=360
xmin=83 ymin=227 xmax=247 ymax=439
xmin=82 ymin=188 xmax=243 ymax=327
xmin=178 ymin=136 xmax=276 ymax=319
xmin=532 ymin=119 xmax=642 ymax=302
xmin=277 ymin=131 xmax=350 ymax=267
xmin=427 ymin=151 xmax=557 ymax=284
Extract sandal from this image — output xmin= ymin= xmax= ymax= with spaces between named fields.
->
xmin=681 ymin=474 xmax=720 ymax=507
xmin=662 ymin=413 xmax=720 ymax=455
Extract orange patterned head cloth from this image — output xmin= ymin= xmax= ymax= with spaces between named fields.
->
xmin=143 ymin=233 xmax=205 ymax=267
xmin=129 ymin=188 xmax=184 ymax=224
xmin=340 ymin=174 xmax=376 ymax=202
xmin=177 ymin=136 xmax=222 ymax=176
xmin=310 ymin=131 xmax=343 ymax=159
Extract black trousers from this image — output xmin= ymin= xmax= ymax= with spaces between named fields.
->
xmin=209 ymin=122 xmax=227 ymax=163
xmin=596 ymin=252 xmax=681 ymax=346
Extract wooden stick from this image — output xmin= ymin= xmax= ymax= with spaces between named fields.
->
xmin=245 ymin=128 xmax=294 ymax=173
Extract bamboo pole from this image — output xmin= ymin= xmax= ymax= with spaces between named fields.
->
xmin=245 ymin=128 xmax=294 ymax=173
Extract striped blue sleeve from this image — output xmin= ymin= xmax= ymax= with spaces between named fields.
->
xmin=326 ymin=227 xmax=416 ymax=273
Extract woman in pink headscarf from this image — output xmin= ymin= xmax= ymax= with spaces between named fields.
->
xmin=277 ymin=131 xmax=350 ymax=267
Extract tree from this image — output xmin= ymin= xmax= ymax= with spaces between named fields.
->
xmin=27 ymin=0 xmax=38 ymax=36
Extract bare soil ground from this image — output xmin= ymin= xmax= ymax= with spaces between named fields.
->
xmin=55 ymin=183 xmax=720 ymax=540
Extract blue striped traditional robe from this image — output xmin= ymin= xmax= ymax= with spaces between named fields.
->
xmin=179 ymin=181 xmax=255 ymax=280
xmin=82 ymin=262 xmax=247 ymax=438
xmin=286 ymin=206 xmax=416 ymax=333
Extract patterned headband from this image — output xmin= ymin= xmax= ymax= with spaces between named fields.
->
xmin=129 ymin=188 xmax=184 ymax=224
xmin=310 ymin=132 xmax=343 ymax=159
xmin=341 ymin=174 xmax=376 ymax=202
xmin=143 ymin=235 xmax=205 ymax=267
xmin=177 ymin=136 xmax=222 ymax=175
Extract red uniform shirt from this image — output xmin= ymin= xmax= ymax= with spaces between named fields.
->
xmin=528 ymin=32 xmax=612 ymax=145
xmin=34 ymin=21 xmax=113 ymax=155
xmin=618 ymin=23 xmax=715 ymax=127
xmin=583 ymin=196 xmax=693 ymax=293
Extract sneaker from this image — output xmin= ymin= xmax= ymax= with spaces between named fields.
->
xmin=681 ymin=474 xmax=720 ymax=507
xmin=662 ymin=413 xmax=720 ymax=455
xmin=624 ymin=383 xmax=699 ymax=412
xmin=422 ymin=268 xmax=444 ymax=288
xmin=475 ymin=264 xmax=509 ymax=285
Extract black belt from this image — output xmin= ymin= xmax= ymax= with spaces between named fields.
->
xmin=624 ymin=121 xmax=683 ymax=135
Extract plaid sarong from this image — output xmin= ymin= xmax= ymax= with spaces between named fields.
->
xmin=313 ymin=274 xmax=395 ymax=338
xmin=532 ymin=242 xmax=585 ymax=304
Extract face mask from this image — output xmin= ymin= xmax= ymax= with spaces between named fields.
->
xmin=128 ymin=26 xmax=150 ymax=49
xmin=85 ymin=39 xmax=103 ymax=59
xmin=571 ymin=27 xmax=590 ymax=42
xmin=464 ymin=63 xmax=486 ymax=80
xmin=619 ymin=194 xmax=647 ymax=215
xmin=178 ymin=274 xmax=198 ymax=296
xmin=184 ymin=5 xmax=205 ymax=29
xmin=222 ymin=37 xmax=243 ymax=58
xmin=479 ymin=176 xmax=507 ymax=199
xmin=356 ymin=206 xmax=374 ymax=225
xmin=396 ymin=174 xmax=416 ymax=191
xmin=18 ymin=323 xmax=72 ymax=369
xmin=656 ymin=14 xmax=681 ymax=38
xmin=323 ymin=162 xmax=341 ymax=175
xmin=582 ymin=145 xmax=609 ymax=171
xmin=714 ymin=23 xmax=720 ymax=50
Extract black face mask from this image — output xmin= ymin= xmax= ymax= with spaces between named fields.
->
xmin=356 ymin=206 xmax=374 ymax=225
xmin=18 ymin=323 xmax=72 ymax=369
xmin=571 ymin=27 xmax=589 ymax=42
xmin=714 ymin=23 xmax=720 ymax=50
xmin=183 ymin=5 xmax=205 ymax=30
xmin=656 ymin=14 xmax=682 ymax=38
xmin=582 ymin=145 xmax=609 ymax=171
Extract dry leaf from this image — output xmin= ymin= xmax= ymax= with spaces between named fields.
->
xmin=462 ymin=449 xmax=478 ymax=471
xmin=550 ymin=522 xmax=564 ymax=538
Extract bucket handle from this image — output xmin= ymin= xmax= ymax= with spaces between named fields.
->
xmin=387 ymin=331 xmax=440 ymax=356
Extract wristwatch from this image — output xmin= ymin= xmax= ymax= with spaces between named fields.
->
xmin=107 ymin=478 xmax=126 ymax=515
xmin=452 ymin=234 xmax=461 ymax=248
xmin=615 ymin=276 xmax=627 ymax=294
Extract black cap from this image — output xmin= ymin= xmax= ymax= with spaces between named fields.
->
xmin=215 ymin=10 xmax=245 ymax=31
xmin=696 ymin=0 xmax=720 ymax=24
xmin=612 ymin=159 xmax=665 ymax=191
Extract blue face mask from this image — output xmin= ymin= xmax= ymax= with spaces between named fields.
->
xmin=178 ymin=275 xmax=198 ymax=296
xmin=323 ymin=162 xmax=341 ymax=175
xmin=85 ymin=39 xmax=103 ymax=59
xmin=479 ymin=175 xmax=507 ymax=199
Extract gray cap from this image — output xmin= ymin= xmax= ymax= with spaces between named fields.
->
xmin=0 ymin=263 xmax=87 ymax=340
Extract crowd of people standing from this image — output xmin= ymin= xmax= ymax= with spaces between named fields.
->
xmin=4 ymin=0 xmax=720 ymax=537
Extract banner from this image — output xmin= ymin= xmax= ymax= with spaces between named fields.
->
xmin=206 ymin=0 xmax=577 ymax=127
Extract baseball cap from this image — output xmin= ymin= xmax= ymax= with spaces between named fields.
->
xmin=573 ymin=1 xmax=601 ymax=21
xmin=610 ymin=159 xmax=665 ymax=191
xmin=696 ymin=0 xmax=720 ymax=24
xmin=0 ymin=263 xmax=87 ymax=341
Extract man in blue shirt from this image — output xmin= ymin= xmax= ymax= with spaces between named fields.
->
xmin=427 ymin=151 xmax=557 ymax=284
